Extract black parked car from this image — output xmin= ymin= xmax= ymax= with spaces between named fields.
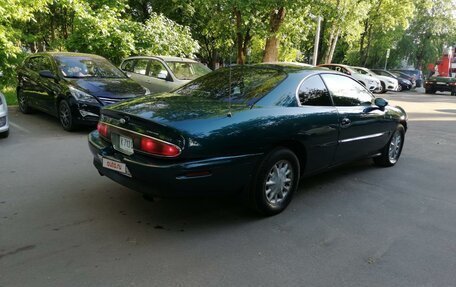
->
xmin=371 ymin=69 xmax=413 ymax=91
xmin=390 ymin=71 xmax=416 ymax=89
xmin=89 ymin=65 xmax=408 ymax=215
xmin=391 ymin=69 xmax=423 ymax=87
xmin=17 ymin=52 xmax=150 ymax=131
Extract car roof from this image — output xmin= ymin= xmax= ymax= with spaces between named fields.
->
xmin=253 ymin=63 xmax=326 ymax=73
xmin=319 ymin=63 xmax=355 ymax=71
xmin=319 ymin=63 xmax=348 ymax=68
xmin=261 ymin=62 xmax=314 ymax=68
xmin=216 ymin=64 xmax=341 ymax=79
xmin=123 ymin=56 xmax=198 ymax=63
xmin=29 ymin=52 xmax=107 ymax=59
xmin=352 ymin=66 xmax=369 ymax=70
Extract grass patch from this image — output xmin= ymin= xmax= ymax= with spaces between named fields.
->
xmin=1 ymin=86 xmax=17 ymax=106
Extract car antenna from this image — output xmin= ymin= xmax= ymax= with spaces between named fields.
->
xmin=227 ymin=43 xmax=233 ymax=118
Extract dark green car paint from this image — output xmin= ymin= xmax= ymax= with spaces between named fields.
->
xmin=89 ymin=65 xmax=408 ymax=197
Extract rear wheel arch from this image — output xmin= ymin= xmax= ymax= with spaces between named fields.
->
xmin=271 ymin=140 xmax=307 ymax=175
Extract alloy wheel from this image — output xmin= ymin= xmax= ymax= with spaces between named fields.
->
xmin=59 ymin=101 xmax=71 ymax=129
xmin=264 ymin=160 xmax=294 ymax=205
xmin=18 ymin=91 xmax=27 ymax=112
xmin=388 ymin=131 xmax=402 ymax=163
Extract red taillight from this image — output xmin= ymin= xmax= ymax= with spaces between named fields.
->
xmin=97 ymin=122 xmax=109 ymax=138
xmin=140 ymin=137 xmax=180 ymax=157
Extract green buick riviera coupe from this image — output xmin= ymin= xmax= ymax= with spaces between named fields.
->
xmin=88 ymin=64 xmax=407 ymax=215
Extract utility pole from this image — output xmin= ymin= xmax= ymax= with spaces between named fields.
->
xmin=384 ymin=48 xmax=390 ymax=70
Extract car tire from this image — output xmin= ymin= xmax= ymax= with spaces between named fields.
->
xmin=248 ymin=147 xmax=300 ymax=216
xmin=0 ymin=129 xmax=9 ymax=138
xmin=17 ymin=88 xmax=32 ymax=114
xmin=397 ymin=85 xmax=402 ymax=92
xmin=380 ymin=82 xmax=387 ymax=94
xmin=373 ymin=125 xmax=405 ymax=167
xmin=58 ymin=100 xmax=77 ymax=131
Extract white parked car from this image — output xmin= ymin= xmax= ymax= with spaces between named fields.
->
xmin=318 ymin=64 xmax=382 ymax=92
xmin=120 ymin=56 xmax=212 ymax=94
xmin=351 ymin=66 xmax=399 ymax=93
xmin=0 ymin=72 xmax=9 ymax=138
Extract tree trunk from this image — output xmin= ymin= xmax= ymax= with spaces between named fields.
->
xmin=363 ymin=24 xmax=373 ymax=66
xmin=327 ymin=29 xmax=340 ymax=64
xmin=262 ymin=7 xmax=286 ymax=62
xmin=359 ymin=19 xmax=369 ymax=65
xmin=234 ymin=8 xmax=246 ymax=64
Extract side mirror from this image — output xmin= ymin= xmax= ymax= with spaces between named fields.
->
xmin=157 ymin=72 xmax=168 ymax=80
xmin=39 ymin=70 xmax=58 ymax=80
xmin=374 ymin=97 xmax=388 ymax=110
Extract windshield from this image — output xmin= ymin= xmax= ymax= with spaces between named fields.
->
xmin=55 ymin=56 xmax=126 ymax=79
xmin=166 ymin=61 xmax=211 ymax=81
xmin=174 ymin=66 xmax=287 ymax=106
xmin=392 ymin=71 xmax=410 ymax=79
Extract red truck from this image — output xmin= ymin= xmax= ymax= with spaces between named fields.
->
xmin=425 ymin=46 xmax=456 ymax=95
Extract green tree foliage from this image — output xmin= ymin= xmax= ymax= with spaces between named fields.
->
xmin=0 ymin=0 xmax=48 ymax=83
xmin=67 ymin=3 xmax=198 ymax=64
xmin=1 ymin=0 xmax=456 ymax=86
xmin=395 ymin=0 xmax=456 ymax=70
xmin=0 ymin=0 xmax=199 ymax=83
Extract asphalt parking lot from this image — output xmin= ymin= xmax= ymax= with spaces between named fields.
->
xmin=1 ymin=90 xmax=456 ymax=287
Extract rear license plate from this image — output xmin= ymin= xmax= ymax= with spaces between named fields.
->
xmin=102 ymin=158 xmax=127 ymax=174
xmin=119 ymin=135 xmax=134 ymax=154
xmin=437 ymin=82 xmax=447 ymax=85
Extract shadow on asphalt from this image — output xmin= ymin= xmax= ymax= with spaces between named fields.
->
xmin=80 ymin=158 xmax=379 ymax=231
xmin=9 ymin=106 xmax=95 ymax=135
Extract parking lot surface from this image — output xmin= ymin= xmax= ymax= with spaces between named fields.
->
xmin=1 ymin=90 xmax=456 ymax=287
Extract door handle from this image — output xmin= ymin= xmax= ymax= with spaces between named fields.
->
xmin=340 ymin=118 xmax=351 ymax=128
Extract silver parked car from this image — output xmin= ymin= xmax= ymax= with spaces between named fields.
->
xmin=120 ymin=56 xmax=211 ymax=94
xmin=0 ymin=72 xmax=9 ymax=138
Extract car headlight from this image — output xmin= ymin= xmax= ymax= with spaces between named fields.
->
xmin=144 ymin=87 xmax=151 ymax=95
xmin=69 ymin=86 xmax=99 ymax=104
xmin=405 ymin=80 xmax=411 ymax=85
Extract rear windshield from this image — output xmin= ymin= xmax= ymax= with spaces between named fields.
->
xmin=174 ymin=66 xmax=287 ymax=106
xmin=55 ymin=56 xmax=126 ymax=79
xmin=166 ymin=61 xmax=211 ymax=81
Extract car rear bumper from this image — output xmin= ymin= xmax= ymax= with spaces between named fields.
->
xmin=88 ymin=131 xmax=262 ymax=197
xmin=425 ymin=82 xmax=456 ymax=92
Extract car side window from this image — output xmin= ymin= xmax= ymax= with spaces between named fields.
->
xmin=26 ymin=57 xmax=41 ymax=72
xmin=26 ymin=57 xmax=52 ymax=73
xmin=321 ymin=74 xmax=374 ymax=106
xmin=148 ymin=60 xmax=169 ymax=79
xmin=121 ymin=60 xmax=135 ymax=72
xmin=298 ymin=75 xmax=332 ymax=106
xmin=39 ymin=57 xmax=53 ymax=71
xmin=133 ymin=59 xmax=149 ymax=75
